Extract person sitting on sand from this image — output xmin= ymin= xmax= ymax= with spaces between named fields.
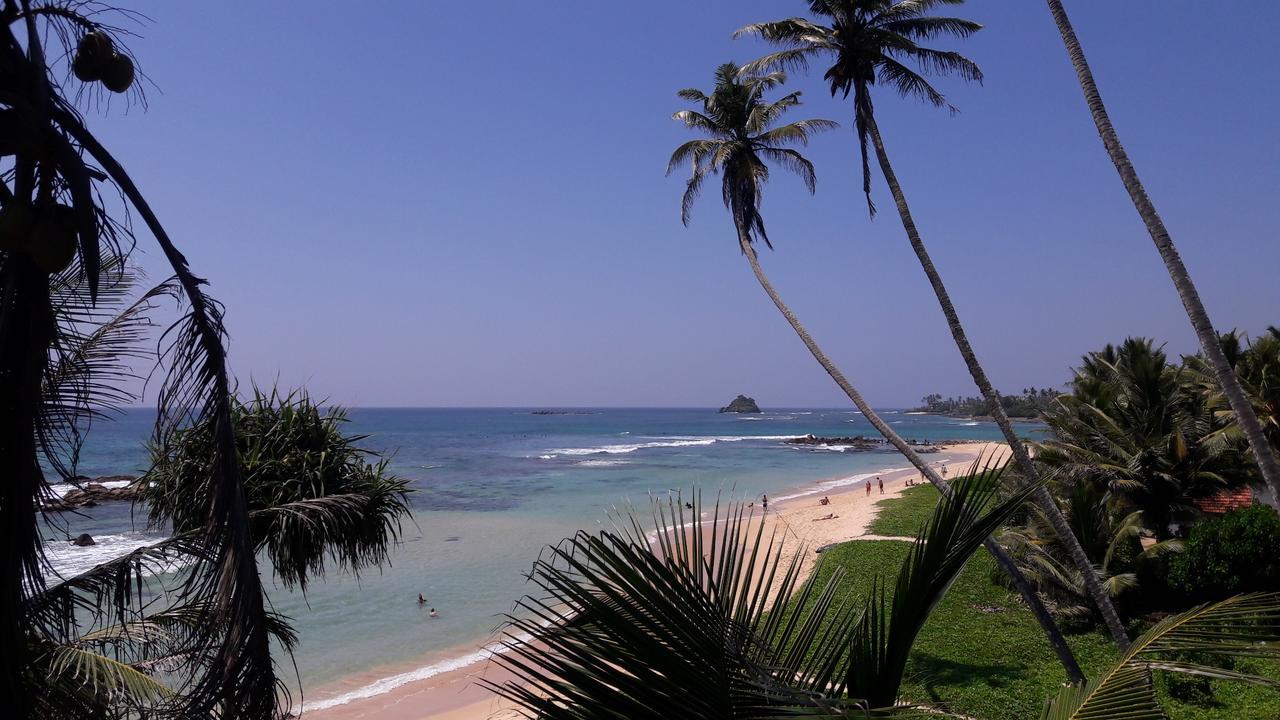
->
xmin=819 ymin=496 xmax=830 ymax=506
xmin=429 ymin=608 xmax=439 ymax=618
xmin=418 ymin=593 xmax=426 ymax=605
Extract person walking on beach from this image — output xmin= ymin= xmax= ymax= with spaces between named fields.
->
xmin=878 ymin=476 xmax=884 ymax=494
xmin=762 ymin=494 xmax=768 ymax=512
xmin=865 ymin=480 xmax=871 ymax=496
xmin=941 ymin=464 xmax=948 ymax=479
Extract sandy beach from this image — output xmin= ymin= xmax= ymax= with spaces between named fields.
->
xmin=303 ymin=441 xmax=1008 ymax=720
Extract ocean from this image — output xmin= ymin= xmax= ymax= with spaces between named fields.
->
xmin=41 ymin=407 xmax=1041 ymax=709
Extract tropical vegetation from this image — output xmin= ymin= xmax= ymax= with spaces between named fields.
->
xmin=490 ymin=461 xmax=1280 ymax=719
xmin=1043 ymin=0 xmax=1280 ymax=502
xmin=916 ymin=388 xmax=1060 ymax=419
xmin=736 ymin=0 xmax=1130 ymax=650
xmin=0 ymin=0 xmax=1275 ymax=718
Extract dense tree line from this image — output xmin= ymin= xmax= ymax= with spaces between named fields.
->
xmin=915 ymin=388 xmax=1060 ymax=419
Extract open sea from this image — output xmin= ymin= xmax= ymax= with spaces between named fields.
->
xmin=42 ymin=407 xmax=1042 ymax=710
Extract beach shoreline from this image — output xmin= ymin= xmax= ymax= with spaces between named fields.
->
xmin=302 ymin=441 xmax=1007 ymax=720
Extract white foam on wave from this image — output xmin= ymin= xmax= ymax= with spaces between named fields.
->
xmin=576 ymin=459 xmax=629 ymax=467
xmin=299 ymin=631 xmax=534 ymax=713
xmin=43 ymin=531 xmax=166 ymax=579
xmin=46 ymin=479 xmax=133 ymax=499
xmin=773 ymin=466 xmax=909 ymax=503
xmin=545 ymin=435 xmax=798 ymax=457
xmin=959 ymin=421 xmax=980 ymax=426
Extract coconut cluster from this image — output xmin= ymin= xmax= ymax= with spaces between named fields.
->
xmin=72 ymin=31 xmax=133 ymax=93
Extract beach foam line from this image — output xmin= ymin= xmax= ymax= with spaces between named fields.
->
xmin=772 ymin=466 xmax=910 ymax=503
xmin=299 ymin=631 xmax=534 ymax=713
xmin=575 ymin=459 xmax=629 ymax=467
xmin=46 ymin=478 xmax=133 ymax=499
xmin=43 ymin=531 xmax=169 ymax=579
xmin=543 ymin=435 xmax=799 ymax=457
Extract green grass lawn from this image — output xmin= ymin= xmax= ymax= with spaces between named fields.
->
xmin=797 ymin=487 xmax=1280 ymax=719
xmin=866 ymin=483 xmax=941 ymax=537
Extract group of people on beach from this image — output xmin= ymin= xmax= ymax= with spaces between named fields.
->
xmin=771 ymin=460 xmax=956 ymax=517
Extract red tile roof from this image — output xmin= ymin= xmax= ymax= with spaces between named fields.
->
xmin=1195 ymin=487 xmax=1255 ymax=515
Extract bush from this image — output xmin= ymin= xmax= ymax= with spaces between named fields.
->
xmin=1167 ymin=505 xmax=1280 ymax=603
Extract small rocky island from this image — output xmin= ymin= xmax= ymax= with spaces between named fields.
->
xmin=718 ymin=395 xmax=761 ymax=413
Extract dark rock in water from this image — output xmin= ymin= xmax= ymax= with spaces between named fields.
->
xmin=718 ymin=395 xmax=761 ymax=413
xmin=42 ymin=475 xmax=143 ymax=512
xmin=785 ymin=435 xmax=881 ymax=451
xmin=71 ymin=533 xmax=95 ymax=547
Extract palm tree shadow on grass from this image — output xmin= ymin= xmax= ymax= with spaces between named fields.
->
xmin=906 ymin=650 xmax=1027 ymax=699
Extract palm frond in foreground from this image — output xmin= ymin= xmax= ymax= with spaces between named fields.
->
xmin=488 ymin=454 xmax=1033 ymax=717
xmin=1042 ymin=593 xmax=1280 ymax=719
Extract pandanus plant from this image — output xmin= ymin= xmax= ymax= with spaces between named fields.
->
xmin=736 ymin=0 xmax=1131 ymax=650
xmin=668 ymin=60 xmax=1086 ymax=680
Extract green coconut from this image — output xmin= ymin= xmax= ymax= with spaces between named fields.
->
xmin=0 ymin=202 xmax=33 ymax=252
xmin=101 ymin=53 xmax=135 ymax=93
xmin=27 ymin=204 xmax=79 ymax=274
xmin=73 ymin=31 xmax=113 ymax=83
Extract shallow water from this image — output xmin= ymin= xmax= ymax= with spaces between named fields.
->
xmin=44 ymin=407 xmax=1039 ymax=703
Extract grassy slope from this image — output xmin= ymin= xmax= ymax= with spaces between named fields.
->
xmin=804 ymin=485 xmax=1280 ymax=719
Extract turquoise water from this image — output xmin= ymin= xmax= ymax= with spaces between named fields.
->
xmin=44 ymin=407 xmax=1040 ymax=708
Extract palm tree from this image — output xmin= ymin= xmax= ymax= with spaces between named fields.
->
xmin=736 ymin=0 xmax=1131 ymax=649
xmin=669 ymin=61 xmax=1086 ymax=682
xmin=1041 ymin=0 xmax=1280 ymax=507
xmin=1188 ymin=329 xmax=1280 ymax=478
xmin=1035 ymin=339 xmax=1254 ymax=540
xmin=1 ymin=5 xmax=275 ymax=715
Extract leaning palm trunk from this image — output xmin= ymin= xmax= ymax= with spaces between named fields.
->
xmin=1044 ymin=0 xmax=1280 ymax=505
xmin=865 ymin=116 xmax=1131 ymax=650
xmin=738 ymin=233 xmax=1086 ymax=683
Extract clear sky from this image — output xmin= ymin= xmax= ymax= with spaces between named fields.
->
xmin=93 ymin=1 xmax=1280 ymax=408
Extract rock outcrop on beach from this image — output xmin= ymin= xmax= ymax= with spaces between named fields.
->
xmin=718 ymin=395 xmax=761 ymax=413
xmin=71 ymin=533 xmax=95 ymax=547
xmin=42 ymin=475 xmax=143 ymax=512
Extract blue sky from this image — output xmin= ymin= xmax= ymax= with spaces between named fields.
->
xmin=93 ymin=1 xmax=1280 ymax=408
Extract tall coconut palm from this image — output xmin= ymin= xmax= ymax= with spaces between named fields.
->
xmin=1041 ymin=0 xmax=1280 ymax=506
xmin=737 ymin=0 xmax=1131 ymax=649
xmin=1 ymin=5 xmax=276 ymax=716
xmin=669 ymin=61 xmax=1086 ymax=682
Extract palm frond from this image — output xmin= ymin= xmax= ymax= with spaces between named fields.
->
xmin=50 ymin=101 xmax=284 ymax=717
xmin=849 ymin=452 xmax=1039 ymax=706
xmin=1042 ymin=593 xmax=1280 ymax=719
